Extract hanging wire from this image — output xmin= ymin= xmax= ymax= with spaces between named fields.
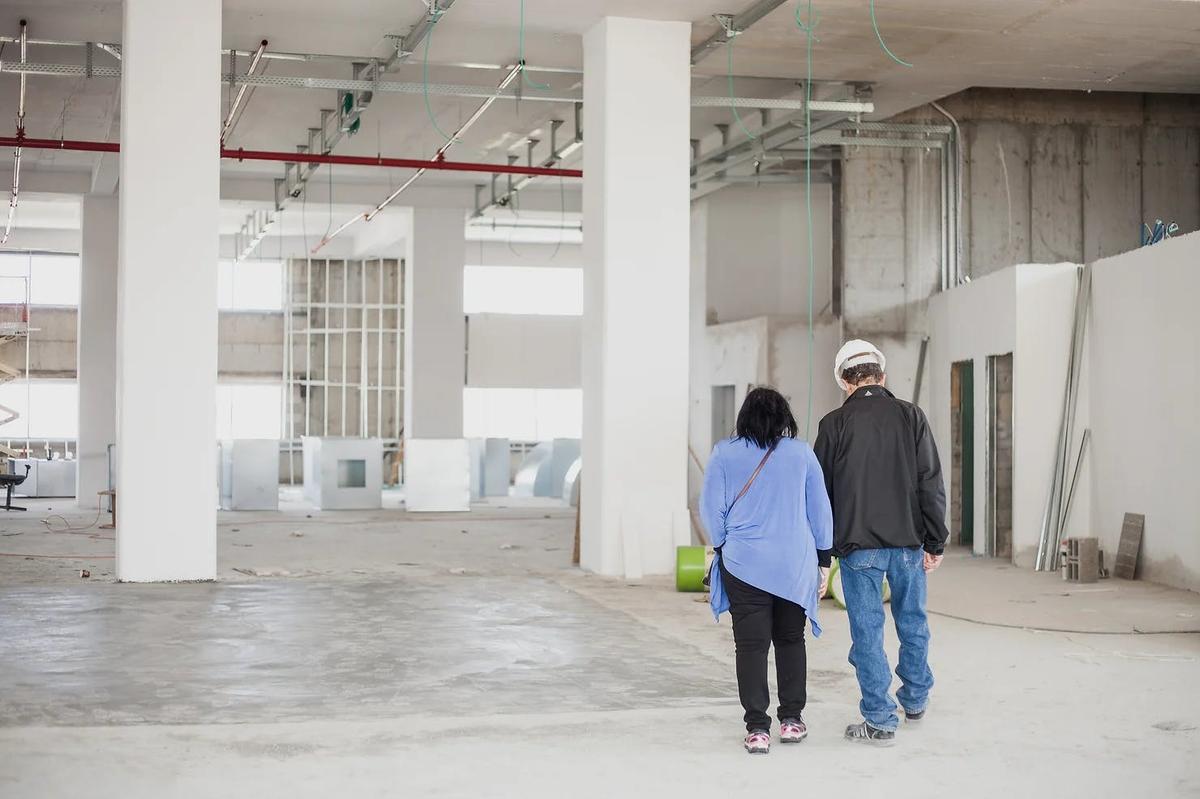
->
xmin=323 ymin=163 xmax=334 ymax=240
xmin=422 ymin=8 xmax=461 ymax=143
xmin=519 ymin=0 xmax=550 ymax=91
xmin=726 ymin=34 xmax=759 ymax=141
xmin=795 ymin=0 xmax=819 ymax=439
xmin=870 ymin=0 xmax=912 ymax=67
xmin=548 ymin=174 xmax=565 ymax=261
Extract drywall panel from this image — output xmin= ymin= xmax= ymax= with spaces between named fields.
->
xmin=926 ymin=267 xmax=1016 ymax=555
xmin=1030 ymin=125 xmax=1084 ymax=263
xmin=1013 ymin=263 xmax=1087 ymax=567
xmin=968 ymin=121 xmax=1032 ymax=276
xmin=694 ymin=316 xmax=771 ymax=461
xmin=1088 ymin=232 xmax=1200 ymax=591
xmin=768 ymin=320 xmax=844 ymax=437
xmin=707 ymin=317 xmax=770 ymax=404
xmin=1141 ymin=126 xmax=1200 ymax=240
xmin=1082 ymin=126 xmax=1142 ymax=261
xmin=466 ymin=314 xmax=582 ymax=389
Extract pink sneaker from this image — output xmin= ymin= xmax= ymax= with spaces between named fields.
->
xmin=744 ymin=730 xmax=771 ymax=754
xmin=780 ymin=718 xmax=808 ymax=743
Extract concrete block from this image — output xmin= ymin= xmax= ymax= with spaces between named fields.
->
xmin=219 ymin=439 xmax=280 ymax=511
xmin=301 ymin=436 xmax=383 ymax=510
xmin=405 ymin=438 xmax=470 ymax=512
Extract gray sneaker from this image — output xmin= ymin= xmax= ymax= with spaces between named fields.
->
xmin=844 ymin=721 xmax=896 ymax=746
xmin=904 ymin=708 xmax=926 ymax=722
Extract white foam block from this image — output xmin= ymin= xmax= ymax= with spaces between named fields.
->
xmin=405 ymin=438 xmax=470 ymax=512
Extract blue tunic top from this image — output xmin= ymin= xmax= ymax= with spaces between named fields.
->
xmin=701 ymin=436 xmax=834 ymax=636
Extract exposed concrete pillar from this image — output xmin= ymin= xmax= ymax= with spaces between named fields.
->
xmin=403 ymin=207 xmax=469 ymax=511
xmin=115 ymin=0 xmax=220 ymax=581
xmin=581 ymin=17 xmax=691 ymax=577
xmin=77 ymin=195 xmax=118 ymax=509
xmin=404 ymin=207 xmax=466 ymax=439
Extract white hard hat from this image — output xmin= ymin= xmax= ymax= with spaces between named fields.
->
xmin=834 ymin=339 xmax=886 ymax=390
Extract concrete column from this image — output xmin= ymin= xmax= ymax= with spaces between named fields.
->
xmin=404 ymin=207 xmax=466 ymax=439
xmin=403 ymin=207 xmax=469 ymax=511
xmin=115 ymin=0 xmax=220 ymax=581
xmin=581 ymin=17 xmax=691 ymax=577
xmin=77 ymin=195 xmax=118 ymax=508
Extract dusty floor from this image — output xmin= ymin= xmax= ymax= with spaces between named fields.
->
xmin=1 ymin=498 xmax=1199 ymax=797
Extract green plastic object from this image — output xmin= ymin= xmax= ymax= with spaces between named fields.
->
xmin=676 ymin=545 xmax=709 ymax=592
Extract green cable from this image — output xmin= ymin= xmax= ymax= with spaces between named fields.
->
xmin=795 ymin=0 xmax=819 ymax=439
xmin=726 ymin=35 xmax=758 ymax=141
xmin=870 ymin=0 xmax=912 ymax=67
xmin=519 ymin=0 xmax=550 ymax=91
xmin=423 ymin=10 xmax=461 ymax=144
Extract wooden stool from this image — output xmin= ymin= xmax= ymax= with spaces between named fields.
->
xmin=98 ymin=489 xmax=116 ymax=529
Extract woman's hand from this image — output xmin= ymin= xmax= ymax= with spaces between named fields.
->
xmin=818 ymin=566 xmax=831 ymax=597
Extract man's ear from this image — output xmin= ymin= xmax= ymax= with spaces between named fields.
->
xmin=880 ymin=374 xmax=888 ymax=386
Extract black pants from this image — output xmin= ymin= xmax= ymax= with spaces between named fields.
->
xmin=722 ymin=561 xmax=808 ymax=732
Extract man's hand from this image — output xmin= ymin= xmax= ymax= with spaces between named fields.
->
xmin=818 ymin=566 xmax=831 ymax=596
xmin=923 ymin=552 xmax=944 ymax=573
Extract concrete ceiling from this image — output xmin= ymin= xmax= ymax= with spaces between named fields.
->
xmin=1 ymin=0 xmax=1199 ymax=235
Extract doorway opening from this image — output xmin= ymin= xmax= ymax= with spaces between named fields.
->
xmin=712 ymin=385 xmax=735 ymax=445
xmin=987 ymin=353 xmax=1014 ymax=560
xmin=950 ymin=360 xmax=974 ymax=548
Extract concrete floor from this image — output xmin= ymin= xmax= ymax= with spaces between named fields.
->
xmin=1 ymin=499 xmax=1199 ymax=797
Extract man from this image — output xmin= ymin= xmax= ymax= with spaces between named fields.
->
xmin=814 ymin=339 xmax=949 ymax=746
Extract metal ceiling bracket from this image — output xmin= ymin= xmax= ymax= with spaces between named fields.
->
xmin=714 ymin=14 xmax=741 ymax=39
xmin=691 ymin=0 xmax=788 ymax=64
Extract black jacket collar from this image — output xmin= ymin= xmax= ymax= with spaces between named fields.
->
xmin=845 ymin=384 xmax=894 ymax=404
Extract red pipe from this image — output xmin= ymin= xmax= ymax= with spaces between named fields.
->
xmin=0 ymin=135 xmax=583 ymax=179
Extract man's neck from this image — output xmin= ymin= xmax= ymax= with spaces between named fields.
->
xmin=846 ymin=381 xmax=884 ymax=398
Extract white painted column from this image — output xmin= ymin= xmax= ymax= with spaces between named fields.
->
xmin=581 ymin=18 xmax=691 ymax=577
xmin=115 ymin=0 xmax=220 ymax=581
xmin=403 ymin=207 xmax=469 ymax=511
xmin=77 ymin=195 xmax=118 ymax=508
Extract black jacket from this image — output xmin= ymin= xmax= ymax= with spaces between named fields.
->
xmin=814 ymin=385 xmax=950 ymax=557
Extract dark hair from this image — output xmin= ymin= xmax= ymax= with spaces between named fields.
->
xmin=841 ymin=363 xmax=884 ymax=387
xmin=735 ymin=386 xmax=798 ymax=449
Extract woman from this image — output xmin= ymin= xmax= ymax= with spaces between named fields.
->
xmin=701 ymin=386 xmax=834 ymax=755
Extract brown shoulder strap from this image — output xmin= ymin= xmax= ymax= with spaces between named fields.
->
xmin=730 ymin=443 xmax=776 ymax=510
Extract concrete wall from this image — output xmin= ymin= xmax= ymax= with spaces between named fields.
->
xmin=700 ymin=183 xmax=833 ymax=325
xmin=1088 ymin=232 xmax=1200 ymax=591
xmin=841 ymin=89 xmax=1200 ymax=407
xmin=12 ymin=308 xmax=283 ymax=380
xmin=923 ymin=89 xmax=1200 ymax=276
xmin=1 ymin=307 xmax=77 ymax=378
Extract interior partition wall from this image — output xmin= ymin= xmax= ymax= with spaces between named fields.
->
xmin=283 ymin=257 xmax=404 ymax=483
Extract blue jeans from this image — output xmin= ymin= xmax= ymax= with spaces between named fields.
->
xmin=840 ymin=547 xmax=933 ymax=731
